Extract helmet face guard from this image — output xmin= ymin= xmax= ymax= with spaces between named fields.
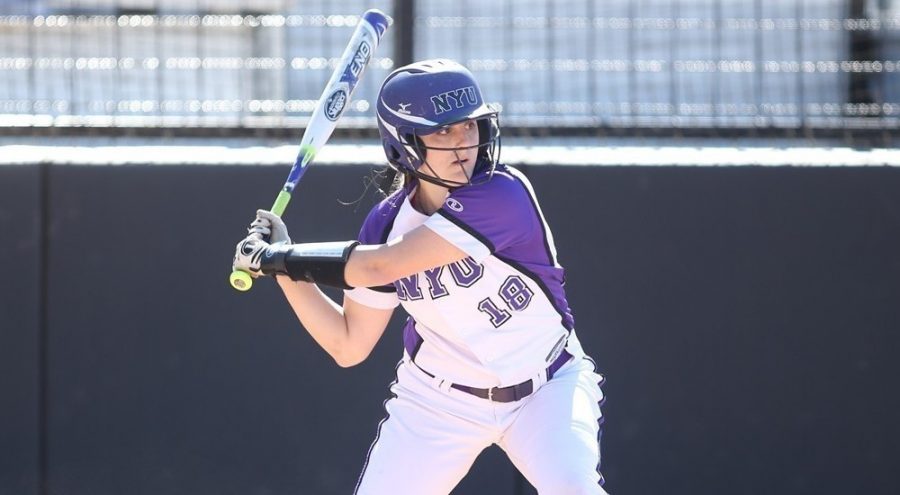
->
xmin=376 ymin=59 xmax=501 ymax=189
xmin=394 ymin=113 xmax=500 ymax=188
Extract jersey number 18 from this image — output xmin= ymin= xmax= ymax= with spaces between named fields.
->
xmin=477 ymin=275 xmax=534 ymax=328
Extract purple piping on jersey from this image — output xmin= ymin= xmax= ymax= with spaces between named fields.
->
xmin=435 ymin=208 xmax=497 ymax=253
xmin=506 ymin=170 xmax=556 ymax=267
xmin=596 ymin=406 xmax=606 ymax=487
xmin=501 ymin=168 xmax=575 ymax=330
xmin=356 ymin=186 xmax=405 ymax=293
xmin=545 ymin=349 xmax=573 ymax=379
xmin=377 ymin=204 xmax=400 ymax=244
xmin=374 ymin=194 xmax=400 ymax=293
xmin=584 ymin=355 xmax=607 ymax=488
xmin=357 ymin=192 xmax=402 ymax=244
xmin=353 ymin=359 xmax=403 ymax=495
xmin=597 ymin=423 xmax=605 ymax=487
xmin=402 ymin=318 xmax=424 ymax=360
xmin=495 ymin=254 xmax=575 ymax=331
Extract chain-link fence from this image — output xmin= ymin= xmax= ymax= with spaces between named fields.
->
xmin=1 ymin=0 xmax=898 ymax=144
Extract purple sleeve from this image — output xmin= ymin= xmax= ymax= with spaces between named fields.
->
xmin=357 ymin=193 xmax=401 ymax=245
xmin=353 ymin=191 xmax=404 ymax=293
xmin=423 ymin=170 xmax=539 ymax=261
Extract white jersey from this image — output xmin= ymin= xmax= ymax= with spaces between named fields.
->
xmin=345 ymin=164 xmax=584 ymax=388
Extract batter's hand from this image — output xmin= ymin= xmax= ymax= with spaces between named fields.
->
xmin=232 ymin=234 xmax=269 ymax=278
xmin=248 ymin=209 xmax=291 ymax=245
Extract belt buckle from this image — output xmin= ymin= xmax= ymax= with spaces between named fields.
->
xmin=487 ymin=387 xmax=494 ymax=402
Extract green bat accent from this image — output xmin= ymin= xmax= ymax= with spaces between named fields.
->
xmin=229 ymin=270 xmax=253 ymax=291
xmin=271 ymin=144 xmax=316 ymax=216
xmin=300 ymin=143 xmax=317 ymax=165
xmin=272 ymin=190 xmax=292 ymax=217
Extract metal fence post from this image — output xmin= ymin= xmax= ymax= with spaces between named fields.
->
xmin=393 ymin=0 xmax=414 ymax=68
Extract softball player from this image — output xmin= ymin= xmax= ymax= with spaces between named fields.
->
xmin=233 ymin=59 xmax=607 ymax=494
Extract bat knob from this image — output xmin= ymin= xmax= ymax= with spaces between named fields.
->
xmin=230 ymin=269 xmax=254 ymax=292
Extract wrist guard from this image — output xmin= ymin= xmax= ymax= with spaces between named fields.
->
xmin=260 ymin=241 xmax=360 ymax=289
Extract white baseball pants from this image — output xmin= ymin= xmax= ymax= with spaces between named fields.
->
xmin=354 ymin=356 xmax=607 ymax=495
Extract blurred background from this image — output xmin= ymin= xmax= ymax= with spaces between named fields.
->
xmin=1 ymin=0 xmax=899 ymax=140
xmin=1 ymin=1 xmax=899 ymax=494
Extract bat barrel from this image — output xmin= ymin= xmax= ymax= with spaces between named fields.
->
xmin=278 ymin=8 xmax=392 ymax=197
xmin=363 ymin=10 xmax=391 ymax=38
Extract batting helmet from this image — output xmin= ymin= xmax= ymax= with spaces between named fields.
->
xmin=375 ymin=59 xmax=500 ymax=188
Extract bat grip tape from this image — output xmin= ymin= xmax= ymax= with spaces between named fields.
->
xmin=260 ymin=241 xmax=360 ymax=289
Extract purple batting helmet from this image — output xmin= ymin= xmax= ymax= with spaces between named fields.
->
xmin=376 ymin=59 xmax=500 ymax=188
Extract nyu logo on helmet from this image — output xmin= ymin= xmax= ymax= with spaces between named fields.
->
xmin=324 ymin=88 xmax=347 ymax=121
xmin=430 ymin=85 xmax=478 ymax=115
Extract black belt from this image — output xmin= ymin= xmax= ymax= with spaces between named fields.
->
xmin=414 ymin=349 xmax=573 ymax=403
xmin=402 ymin=320 xmax=574 ymax=403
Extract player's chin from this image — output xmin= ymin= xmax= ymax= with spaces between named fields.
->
xmin=447 ymin=162 xmax=475 ymax=182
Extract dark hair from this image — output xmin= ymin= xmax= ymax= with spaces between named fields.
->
xmin=337 ymin=165 xmax=405 ymax=210
xmin=375 ymin=166 xmax=412 ymax=197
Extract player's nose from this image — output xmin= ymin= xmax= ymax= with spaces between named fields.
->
xmin=452 ymin=123 xmax=476 ymax=147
